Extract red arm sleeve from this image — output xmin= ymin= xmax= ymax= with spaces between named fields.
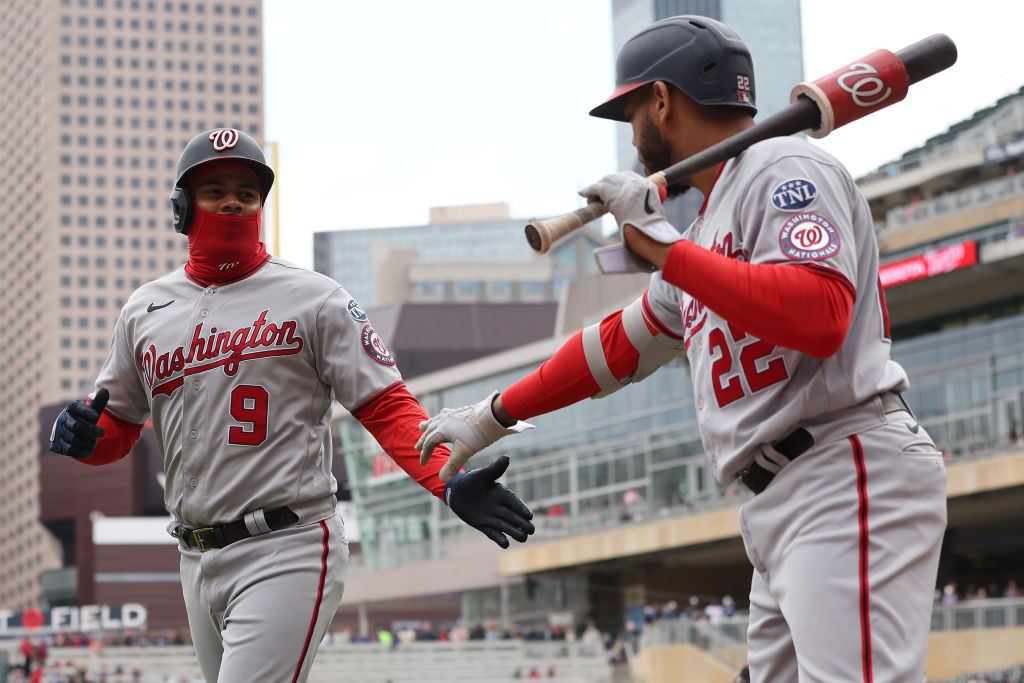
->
xmin=662 ymin=241 xmax=855 ymax=359
xmin=501 ymin=307 xmax=648 ymax=421
xmin=80 ymin=411 xmax=143 ymax=466
xmin=352 ymin=381 xmax=449 ymax=500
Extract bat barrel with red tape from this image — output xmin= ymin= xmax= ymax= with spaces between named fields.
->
xmin=524 ymin=34 xmax=957 ymax=253
xmin=792 ymin=33 xmax=956 ymax=138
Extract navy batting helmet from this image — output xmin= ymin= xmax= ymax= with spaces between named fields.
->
xmin=590 ymin=15 xmax=756 ymax=122
xmin=169 ymin=128 xmax=275 ymax=234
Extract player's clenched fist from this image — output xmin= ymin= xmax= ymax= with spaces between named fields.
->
xmin=49 ymin=388 xmax=109 ymax=459
xmin=417 ymin=391 xmax=533 ymax=483
xmin=578 ymin=171 xmax=681 ymax=243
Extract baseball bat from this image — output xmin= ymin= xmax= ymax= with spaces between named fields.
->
xmin=525 ymin=33 xmax=957 ymax=254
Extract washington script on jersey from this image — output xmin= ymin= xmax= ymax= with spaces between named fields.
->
xmin=141 ymin=309 xmax=303 ymax=396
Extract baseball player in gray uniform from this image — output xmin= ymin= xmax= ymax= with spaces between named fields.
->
xmin=416 ymin=16 xmax=947 ymax=682
xmin=49 ymin=129 xmax=535 ymax=682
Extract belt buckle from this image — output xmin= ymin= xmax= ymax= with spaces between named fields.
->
xmin=191 ymin=527 xmax=216 ymax=552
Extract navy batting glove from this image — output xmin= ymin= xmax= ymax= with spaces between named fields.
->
xmin=50 ymin=388 xmax=109 ymax=459
xmin=445 ymin=455 xmax=535 ymax=549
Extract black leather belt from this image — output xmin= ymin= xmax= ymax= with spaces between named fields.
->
xmin=739 ymin=391 xmax=911 ymax=495
xmin=178 ymin=507 xmax=298 ymax=552
xmin=739 ymin=427 xmax=815 ymax=495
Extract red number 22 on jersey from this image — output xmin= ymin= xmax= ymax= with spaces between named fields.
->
xmin=708 ymin=323 xmax=789 ymax=407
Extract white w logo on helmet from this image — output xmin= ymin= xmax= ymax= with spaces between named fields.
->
xmin=209 ymin=128 xmax=239 ymax=151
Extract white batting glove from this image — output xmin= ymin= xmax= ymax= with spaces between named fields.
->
xmin=578 ymin=171 xmax=683 ymax=244
xmin=416 ymin=391 xmax=534 ymax=483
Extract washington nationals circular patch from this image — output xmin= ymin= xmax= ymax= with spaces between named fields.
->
xmin=361 ymin=325 xmax=395 ymax=365
xmin=779 ymin=212 xmax=840 ymax=261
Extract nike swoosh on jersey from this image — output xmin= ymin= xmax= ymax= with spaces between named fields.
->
xmin=147 ymin=300 xmax=174 ymax=313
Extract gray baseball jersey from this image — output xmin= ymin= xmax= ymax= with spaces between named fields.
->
xmin=641 ymin=136 xmax=946 ymax=681
xmin=94 ymin=256 xmax=407 ymax=680
xmin=96 ymin=256 xmax=399 ymax=527
xmin=645 ymin=136 xmax=908 ymax=482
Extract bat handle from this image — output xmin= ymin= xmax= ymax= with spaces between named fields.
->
xmin=525 ymin=172 xmax=667 ymax=254
xmin=525 ymin=201 xmax=608 ymax=254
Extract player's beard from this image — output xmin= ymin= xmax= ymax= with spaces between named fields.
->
xmin=185 ymin=209 xmax=268 ymax=283
xmin=634 ymin=111 xmax=690 ymax=199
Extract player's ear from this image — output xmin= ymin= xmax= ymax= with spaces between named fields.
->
xmin=651 ymin=81 xmax=672 ymax=122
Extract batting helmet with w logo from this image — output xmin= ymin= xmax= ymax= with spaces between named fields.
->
xmin=169 ymin=128 xmax=275 ymax=234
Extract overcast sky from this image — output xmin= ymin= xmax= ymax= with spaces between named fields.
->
xmin=263 ymin=0 xmax=1024 ymax=269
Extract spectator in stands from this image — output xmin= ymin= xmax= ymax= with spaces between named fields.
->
xmin=580 ymin=623 xmax=605 ymax=657
xmin=396 ymin=624 xmax=418 ymax=645
xmin=19 ymin=637 xmax=33 ymax=676
xmin=1005 ymin=579 xmax=1019 ymax=598
xmin=704 ymin=598 xmax=725 ymax=626
xmin=608 ymin=632 xmax=630 ymax=665
xmin=449 ymin=621 xmax=469 ymax=642
xmin=619 ymin=489 xmax=645 ymax=521
xmin=941 ymin=581 xmax=959 ymax=606
xmin=684 ymin=595 xmax=702 ymax=621
xmin=484 ymin=619 xmax=504 ymax=641
xmin=33 ymin=640 xmax=46 ymax=673
xmin=642 ymin=604 xmax=659 ymax=623
xmin=722 ymin=595 xmax=737 ymax=617
xmin=376 ymin=626 xmax=394 ymax=649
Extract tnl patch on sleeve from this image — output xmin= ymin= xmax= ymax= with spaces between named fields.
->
xmin=771 ymin=178 xmax=817 ymax=211
xmin=347 ymin=299 xmax=368 ymax=322
xmin=361 ymin=325 xmax=396 ymax=365
xmin=779 ymin=212 xmax=841 ymax=261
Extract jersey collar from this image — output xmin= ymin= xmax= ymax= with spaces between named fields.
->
xmin=698 ymin=161 xmax=730 ymax=216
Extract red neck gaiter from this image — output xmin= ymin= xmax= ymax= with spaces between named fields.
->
xmin=184 ymin=208 xmax=268 ymax=284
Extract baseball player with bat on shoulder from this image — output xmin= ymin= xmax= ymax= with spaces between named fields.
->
xmin=48 ymin=129 xmax=535 ymax=682
xmin=418 ymin=15 xmax=950 ymax=682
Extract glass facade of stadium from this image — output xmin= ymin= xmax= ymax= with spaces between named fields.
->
xmin=334 ymin=86 xmax=1024 ymax=628
xmin=335 ymin=300 xmax=1024 ymax=622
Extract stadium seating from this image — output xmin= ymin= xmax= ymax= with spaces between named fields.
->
xmin=40 ymin=640 xmax=616 ymax=683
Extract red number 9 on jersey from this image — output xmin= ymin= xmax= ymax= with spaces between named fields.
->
xmin=229 ymin=384 xmax=269 ymax=446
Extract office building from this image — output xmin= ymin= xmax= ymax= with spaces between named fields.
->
xmin=0 ymin=0 xmax=264 ymax=609
xmin=313 ymin=203 xmax=609 ymax=310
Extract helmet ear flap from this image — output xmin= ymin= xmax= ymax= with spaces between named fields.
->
xmin=170 ymin=186 xmax=192 ymax=234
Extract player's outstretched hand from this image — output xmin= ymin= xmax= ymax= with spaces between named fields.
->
xmin=417 ymin=391 xmax=533 ymax=483
xmin=445 ymin=455 xmax=535 ymax=549
xmin=49 ymin=388 xmax=109 ymax=459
